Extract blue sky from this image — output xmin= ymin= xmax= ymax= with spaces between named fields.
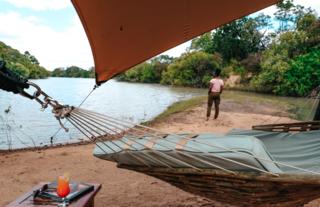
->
xmin=0 ymin=0 xmax=319 ymax=71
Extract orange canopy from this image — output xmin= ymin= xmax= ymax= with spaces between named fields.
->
xmin=72 ymin=0 xmax=279 ymax=84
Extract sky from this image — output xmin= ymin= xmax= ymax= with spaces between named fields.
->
xmin=0 ymin=0 xmax=319 ymax=71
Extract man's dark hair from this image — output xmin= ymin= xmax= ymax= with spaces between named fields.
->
xmin=214 ymin=69 xmax=221 ymax=77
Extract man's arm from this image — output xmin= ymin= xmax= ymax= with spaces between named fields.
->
xmin=220 ymin=80 xmax=224 ymax=94
xmin=208 ymin=82 xmax=213 ymax=94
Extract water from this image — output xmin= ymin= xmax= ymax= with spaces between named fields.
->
xmin=0 ymin=78 xmax=205 ymax=150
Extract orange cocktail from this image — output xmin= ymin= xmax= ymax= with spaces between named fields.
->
xmin=57 ymin=175 xmax=70 ymax=200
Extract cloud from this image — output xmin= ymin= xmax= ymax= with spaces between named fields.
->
xmin=0 ymin=11 xmax=93 ymax=70
xmin=162 ymin=41 xmax=191 ymax=57
xmin=4 ymin=0 xmax=70 ymax=11
xmin=296 ymin=0 xmax=320 ymax=12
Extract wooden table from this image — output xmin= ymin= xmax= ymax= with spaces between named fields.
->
xmin=6 ymin=183 xmax=101 ymax=207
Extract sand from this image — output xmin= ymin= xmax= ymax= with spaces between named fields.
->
xmin=0 ymin=100 xmax=319 ymax=207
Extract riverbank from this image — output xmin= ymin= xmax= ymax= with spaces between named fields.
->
xmin=1 ymin=97 xmax=319 ymax=207
xmin=146 ymin=91 xmax=304 ymax=126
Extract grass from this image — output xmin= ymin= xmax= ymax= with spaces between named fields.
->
xmin=143 ymin=96 xmax=207 ymax=125
xmin=221 ymin=90 xmax=312 ymax=120
xmin=144 ymin=90 xmax=314 ymax=126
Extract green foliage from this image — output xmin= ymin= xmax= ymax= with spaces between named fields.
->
xmin=0 ymin=41 xmax=50 ymax=79
xmin=10 ymin=62 xmax=30 ymax=77
xmin=190 ymin=32 xmax=214 ymax=53
xmin=191 ymin=15 xmax=270 ymax=61
xmin=161 ymin=51 xmax=222 ymax=87
xmin=297 ymin=13 xmax=317 ymax=31
xmin=281 ymin=49 xmax=320 ymax=96
xmin=250 ymin=50 xmax=290 ymax=94
xmin=250 ymin=11 xmax=319 ymax=96
xmin=251 ymin=46 xmax=320 ymax=96
xmin=116 ymin=55 xmax=173 ymax=83
xmin=24 ymin=51 xmax=39 ymax=65
xmin=51 ymin=66 xmax=95 ymax=78
xmin=213 ymin=16 xmax=270 ymax=61
xmin=137 ymin=63 xmax=158 ymax=83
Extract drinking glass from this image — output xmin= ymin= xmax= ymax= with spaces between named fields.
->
xmin=57 ymin=175 xmax=70 ymax=207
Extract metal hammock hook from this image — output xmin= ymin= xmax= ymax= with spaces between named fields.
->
xmin=0 ymin=60 xmax=73 ymax=132
xmin=20 ymin=81 xmax=74 ymax=132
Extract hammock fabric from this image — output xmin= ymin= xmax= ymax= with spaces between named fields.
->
xmin=71 ymin=0 xmax=279 ymax=84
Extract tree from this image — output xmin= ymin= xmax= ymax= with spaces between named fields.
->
xmin=151 ymin=55 xmax=173 ymax=82
xmin=24 ymin=51 xmax=39 ymax=65
xmin=151 ymin=55 xmax=173 ymax=64
xmin=161 ymin=51 xmax=222 ymax=87
xmin=275 ymin=0 xmax=315 ymax=32
xmin=275 ymin=0 xmax=296 ymax=32
xmin=190 ymin=32 xmax=214 ymax=53
xmin=281 ymin=49 xmax=320 ymax=96
xmin=250 ymin=22 xmax=320 ymax=96
xmin=51 ymin=68 xmax=65 ymax=77
xmin=51 ymin=66 xmax=94 ymax=78
xmin=190 ymin=15 xmax=271 ymax=62
xmin=0 ymin=42 xmax=49 ymax=79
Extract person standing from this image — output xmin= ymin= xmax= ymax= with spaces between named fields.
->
xmin=207 ymin=69 xmax=224 ymax=121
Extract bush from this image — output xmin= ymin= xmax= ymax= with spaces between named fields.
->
xmin=251 ymin=48 xmax=320 ymax=96
xmin=281 ymin=48 xmax=320 ymax=96
xmin=161 ymin=51 xmax=222 ymax=87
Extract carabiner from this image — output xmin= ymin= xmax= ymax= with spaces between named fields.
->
xmin=19 ymin=81 xmax=42 ymax=100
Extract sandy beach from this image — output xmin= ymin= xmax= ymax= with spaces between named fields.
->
xmin=1 ymin=99 xmax=319 ymax=207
